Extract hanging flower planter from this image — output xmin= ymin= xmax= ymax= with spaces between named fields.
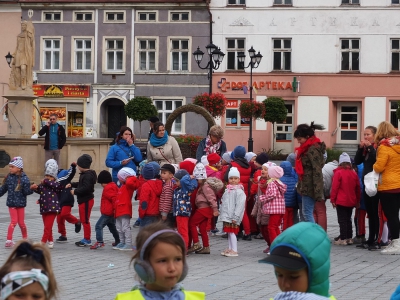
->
xmin=193 ymin=92 xmax=227 ymax=119
xmin=239 ymin=101 xmax=265 ymax=120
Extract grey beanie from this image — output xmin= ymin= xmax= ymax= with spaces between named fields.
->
xmin=222 ymin=152 xmax=232 ymax=164
xmin=45 ymin=164 xmax=58 ymax=179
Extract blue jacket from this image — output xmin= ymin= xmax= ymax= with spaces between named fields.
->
xmin=106 ymin=139 xmax=143 ymax=180
xmin=280 ymin=161 xmax=298 ymax=208
xmin=195 ymin=138 xmax=227 ymax=162
xmin=0 ymin=172 xmax=33 ymax=208
xmin=173 ymin=175 xmax=197 ymax=217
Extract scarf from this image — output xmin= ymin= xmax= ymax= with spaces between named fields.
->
xmin=204 ymin=135 xmax=221 ymax=155
xmin=295 ymin=136 xmax=321 ymax=180
xmin=379 ymin=136 xmax=400 ymax=147
xmin=149 ymin=131 xmax=169 ymax=147
xmin=226 ymin=183 xmax=244 ymax=192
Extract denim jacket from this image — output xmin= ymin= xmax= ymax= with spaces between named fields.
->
xmin=173 ymin=175 xmax=197 ymax=217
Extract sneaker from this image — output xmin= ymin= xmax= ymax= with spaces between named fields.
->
xmin=263 ymin=246 xmax=270 ymax=254
xmin=333 ymin=239 xmax=347 ymax=245
xmin=5 ymin=240 xmax=15 ymax=248
xmin=224 ymin=250 xmax=239 ymax=257
xmin=356 ymin=242 xmax=369 ymax=249
xmin=352 ymin=236 xmax=366 ymax=245
xmin=380 ymin=241 xmax=390 ymax=249
xmin=112 ymin=241 xmax=120 ymax=247
xmin=119 ymin=244 xmax=133 ymax=251
xmin=75 ymin=222 xmax=82 ymax=233
xmin=48 ymin=242 xmax=54 ymax=249
xmin=242 ymin=234 xmax=252 ymax=241
xmin=90 ymin=242 xmax=105 ymax=250
xmin=75 ymin=239 xmax=91 ymax=247
xmin=221 ymin=248 xmax=230 ymax=256
xmin=113 ymin=242 xmax=125 ymax=250
xmin=210 ymin=228 xmax=219 ymax=236
xmin=195 ymin=246 xmax=210 ymax=254
xmin=346 ymin=238 xmax=353 ymax=245
xmin=368 ymin=242 xmax=381 ymax=251
xmin=381 ymin=239 xmax=400 ymax=255
xmin=133 ymin=220 xmax=140 ymax=228
xmin=56 ymin=236 xmax=67 ymax=243
xmin=187 ymin=242 xmax=202 ymax=254
xmin=333 ymin=235 xmax=340 ymax=241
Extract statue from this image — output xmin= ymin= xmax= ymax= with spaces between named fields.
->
xmin=9 ymin=18 xmax=35 ymax=91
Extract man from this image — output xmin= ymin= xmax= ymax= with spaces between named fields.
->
xmin=148 ymin=116 xmax=159 ymax=140
xmin=38 ymin=114 xmax=67 ymax=165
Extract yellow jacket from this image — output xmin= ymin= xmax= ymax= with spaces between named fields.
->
xmin=373 ymin=144 xmax=400 ymax=191
xmin=114 ymin=289 xmax=205 ymax=300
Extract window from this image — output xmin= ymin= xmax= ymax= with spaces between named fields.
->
xmin=227 ymin=39 xmax=245 ymax=70
xmin=138 ymin=39 xmax=156 ymax=71
xmin=43 ymin=12 xmax=61 ymax=21
xmin=228 ymin=0 xmax=246 ymax=4
xmin=390 ymin=101 xmax=400 ymax=129
xmin=391 ymin=39 xmax=400 ymax=71
xmin=170 ymin=39 xmax=189 ymax=71
xmin=341 ymin=0 xmax=359 ymax=4
xmin=170 ymin=12 xmax=189 ymax=21
xmin=75 ymin=12 xmax=93 ymax=22
xmin=273 ymin=39 xmax=291 ymax=71
xmin=225 ymin=100 xmax=250 ymax=127
xmin=274 ymin=0 xmax=292 ymax=5
xmin=43 ymin=39 xmax=61 ymax=70
xmin=105 ymin=11 xmax=125 ymax=22
xmin=74 ymin=39 xmax=92 ymax=70
xmin=275 ymin=104 xmax=293 ymax=142
xmin=340 ymin=39 xmax=360 ymax=71
xmin=138 ymin=12 xmax=156 ymax=21
xmin=105 ymin=39 xmax=124 ymax=71
xmin=154 ymin=100 xmax=183 ymax=133
xmin=393 ymin=0 xmax=400 ymax=4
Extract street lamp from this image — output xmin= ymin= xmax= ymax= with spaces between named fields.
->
xmin=5 ymin=52 xmax=13 ymax=68
xmin=193 ymin=42 xmax=225 ymax=94
xmin=237 ymin=46 xmax=263 ymax=152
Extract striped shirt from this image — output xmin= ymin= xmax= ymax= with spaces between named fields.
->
xmin=159 ymin=181 xmax=174 ymax=216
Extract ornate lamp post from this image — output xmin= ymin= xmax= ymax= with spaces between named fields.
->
xmin=5 ymin=52 xmax=13 ymax=68
xmin=237 ymin=46 xmax=263 ymax=152
xmin=192 ymin=43 xmax=225 ymax=94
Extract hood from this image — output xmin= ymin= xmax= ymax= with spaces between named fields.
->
xmin=233 ymin=157 xmax=250 ymax=169
xmin=322 ymin=161 xmax=338 ymax=177
xmin=280 ymin=161 xmax=293 ymax=175
xmin=147 ymin=179 xmax=163 ymax=195
xmin=205 ymin=177 xmax=224 ymax=192
xmin=275 ymin=180 xmax=287 ymax=194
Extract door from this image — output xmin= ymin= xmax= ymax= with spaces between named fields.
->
xmin=337 ymin=103 xmax=360 ymax=143
xmin=274 ymin=102 xmax=294 ymax=154
xmin=108 ymin=105 xmax=127 ymax=139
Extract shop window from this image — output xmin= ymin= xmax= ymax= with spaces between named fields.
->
xmin=75 ymin=12 xmax=93 ymax=22
xmin=43 ymin=12 xmax=62 ymax=22
xmin=105 ymin=11 xmax=125 ymax=23
xmin=341 ymin=0 xmax=359 ymax=4
xmin=273 ymin=0 xmax=292 ymax=5
xmin=228 ymin=0 xmax=246 ymax=5
xmin=105 ymin=38 xmax=124 ymax=72
xmin=225 ymin=100 xmax=250 ymax=127
xmin=43 ymin=39 xmax=61 ymax=70
xmin=170 ymin=39 xmax=189 ymax=71
xmin=68 ymin=112 xmax=84 ymax=137
xmin=273 ymin=39 xmax=292 ymax=71
xmin=391 ymin=39 xmax=400 ymax=71
xmin=138 ymin=39 xmax=157 ymax=71
xmin=227 ymin=38 xmax=245 ymax=70
xmin=170 ymin=12 xmax=190 ymax=21
xmin=390 ymin=101 xmax=400 ymax=129
xmin=74 ymin=39 xmax=92 ymax=71
xmin=340 ymin=39 xmax=360 ymax=71
xmin=154 ymin=100 xmax=183 ymax=133
xmin=138 ymin=12 xmax=157 ymax=21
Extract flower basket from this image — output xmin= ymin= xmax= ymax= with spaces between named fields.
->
xmin=239 ymin=101 xmax=265 ymax=120
xmin=193 ymin=93 xmax=227 ymax=119
xmin=175 ymin=134 xmax=204 ymax=159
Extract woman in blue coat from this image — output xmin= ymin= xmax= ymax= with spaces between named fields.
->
xmin=106 ymin=126 xmax=142 ymax=184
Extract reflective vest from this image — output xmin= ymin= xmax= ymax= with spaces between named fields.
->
xmin=114 ymin=289 xmax=205 ymax=300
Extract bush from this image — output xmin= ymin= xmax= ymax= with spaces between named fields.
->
xmin=239 ymin=102 xmax=265 ymax=120
xmin=193 ymin=93 xmax=227 ymax=118
xmin=175 ymin=134 xmax=203 ymax=153
xmin=260 ymin=148 xmax=288 ymax=161
xmin=325 ymin=148 xmax=342 ymax=163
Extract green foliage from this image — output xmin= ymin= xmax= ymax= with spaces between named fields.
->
xmin=175 ymin=134 xmax=203 ymax=153
xmin=124 ymin=96 xmax=158 ymax=122
xmin=325 ymin=148 xmax=342 ymax=163
xmin=263 ymin=97 xmax=287 ymax=124
xmin=261 ymin=148 xmax=288 ymax=160
xmin=239 ymin=102 xmax=265 ymax=120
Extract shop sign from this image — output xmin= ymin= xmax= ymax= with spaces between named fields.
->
xmin=217 ymin=77 xmax=293 ymax=93
xmin=33 ymin=85 xmax=90 ymax=98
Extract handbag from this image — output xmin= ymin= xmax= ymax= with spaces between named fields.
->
xmin=364 ymin=170 xmax=380 ymax=197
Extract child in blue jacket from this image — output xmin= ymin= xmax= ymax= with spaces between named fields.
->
xmin=280 ymin=161 xmax=298 ymax=230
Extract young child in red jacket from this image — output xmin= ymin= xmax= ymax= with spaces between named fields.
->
xmin=90 ymin=170 xmax=120 ymax=250
xmin=330 ymin=152 xmax=361 ymax=246
xmin=113 ymin=167 xmax=140 ymax=251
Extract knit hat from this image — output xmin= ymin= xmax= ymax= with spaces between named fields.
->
xmin=142 ymin=164 xmax=156 ymax=180
xmin=231 ymin=146 xmax=246 ymax=159
xmin=245 ymin=152 xmax=257 ymax=162
xmin=117 ymin=167 xmax=136 ymax=183
xmin=45 ymin=164 xmax=58 ymax=179
xmin=160 ymin=164 xmax=175 ymax=175
xmin=263 ymin=162 xmax=277 ymax=169
xmin=45 ymin=159 xmax=58 ymax=169
xmin=339 ymin=152 xmax=351 ymax=165
xmin=179 ymin=161 xmax=195 ymax=175
xmin=174 ymin=169 xmax=189 ymax=181
xmin=184 ymin=158 xmax=197 ymax=165
xmin=148 ymin=161 xmax=161 ymax=176
xmin=201 ymin=155 xmax=209 ymax=166
xmin=193 ymin=163 xmax=207 ymax=180
xmin=77 ymin=154 xmax=92 ymax=169
xmin=286 ymin=153 xmax=296 ymax=167
xmin=98 ymin=170 xmax=112 ymax=184
xmin=207 ymin=153 xmax=221 ymax=166
xmin=268 ymin=166 xmax=284 ymax=179
xmin=228 ymin=167 xmax=240 ymax=179
xmin=222 ymin=152 xmax=232 ymax=164
xmin=9 ymin=156 xmax=23 ymax=169
xmin=255 ymin=152 xmax=269 ymax=165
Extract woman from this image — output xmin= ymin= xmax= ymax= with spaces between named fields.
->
xmin=373 ymin=121 xmax=400 ymax=255
xmin=147 ymin=121 xmax=182 ymax=166
xmin=294 ymin=122 xmax=326 ymax=223
xmin=105 ymin=126 xmax=142 ymax=184
xmin=354 ymin=126 xmax=380 ymax=250
xmin=196 ymin=125 xmax=227 ymax=162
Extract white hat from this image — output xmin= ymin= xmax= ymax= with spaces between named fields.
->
xmin=45 ymin=159 xmax=58 ymax=169
xmin=193 ymin=163 xmax=207 ymax=180
xmin=263 ymin=162 xmax=277 ymax=168
xmin=245 ymin=152 xmax=257 ymax=162
xmin=201 ymin=155 xmax=209 ymax=166
xmin=9 ymin=156 xmax=23 ymax=169
xmin=228 ymin=167 xmax=240 ymax=179
xmin=117 ymin=167 xmax=136 ymax=183
xmin=339 ymin=152 xmax=351 ymax=165
xmin=45 ymin=164 xmax=58 ymax=179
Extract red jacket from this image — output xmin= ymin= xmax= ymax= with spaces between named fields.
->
xmin=250 ymin=169 xmax=262 ymax=196
xmin=101 ymin=182 xmax=118 ymax=216
xmin=231 ymin=161 xmax=251 ymax=197
xmin=330 ymin=167 xmax=361 ymax=208
xmin=139 ymin=179 xmax=163 ymax=218
xmin=115 ymin=176 xmax=140 ymax=218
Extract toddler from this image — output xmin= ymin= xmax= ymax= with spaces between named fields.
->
xmin=159 ymin=164 xmax=175 ymax=227
xmin=279 ymin=161 xmax=298 ymax=230
xmin=205 ymin=153 xmax=223 ymax=179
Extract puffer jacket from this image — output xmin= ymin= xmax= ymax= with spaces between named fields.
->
xmin=270 ymin=222 xmax=332 ymax=297
xmin=373 ymin=137 xmax=400 ymax=191
xmin=195 ymin=177 xmax=224 ymax=212
xmin=139 ymin=179 xmax=163 ymax=218
xmin=219 ymin=184 xmax=246 ymax=224
xmin=322 ymin=161 xmax=338 ymax=199
xmin=115 ymin=176 xmax=140 ymax=218
xmin=101 ymin=182 xmax=118 ymax=216
xmin=280 ymin=161 xmax=297 ymax=208
xmin=330 ymin=167 xmax=360 ymax=208
xmin=0 ymin=172 xmax=33 ymax=207
xmin=296 ymin=142 xmax=326 ymax=200
xmin=259 ymin=179 xmax=287 ymax=215
xmin=173 ymin=175 xmax=198 ymax=217
xmin=35 ymin=179 xmax=62 ymax=214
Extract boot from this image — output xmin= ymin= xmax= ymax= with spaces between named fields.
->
xmin=195 ymin=246 xmax=210 ymax=254
xmin=187 ymin=242 xmax=201 ymax=254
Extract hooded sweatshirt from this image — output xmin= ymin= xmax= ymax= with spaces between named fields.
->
xmin=71 ymin=170 xmax=97 ymax=204
xmin=139 ymin=179 xmax=163 ymax=218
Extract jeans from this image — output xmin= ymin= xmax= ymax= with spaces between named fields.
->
xmin=302 ymin=196 xmax=316 ymax=223
xmin=95 ymin=214 xmax=119 ymax=243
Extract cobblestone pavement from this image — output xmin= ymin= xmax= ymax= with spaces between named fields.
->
xmin=0 ymin=185 xmax=399 ymax=299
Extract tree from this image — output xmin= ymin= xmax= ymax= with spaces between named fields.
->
xmin=124 ymin=96 xmax=158 ymax=140
xmin=263 ymin=97 xmax=288 ymax=150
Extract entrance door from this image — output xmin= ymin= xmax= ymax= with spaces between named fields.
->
xmin=337 ymin=103 xmax=360 ymax=143
xmin=274 ymin=102 xmax=294 ymax=154
xmin=108 ymin=105 xmax=127 ymax=139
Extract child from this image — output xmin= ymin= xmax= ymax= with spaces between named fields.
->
xmin=188 ymin=165 xmax=224 ymax=254
xmin=173 ymin=169 xmax=198 ymax=249
xmin=259 ymin=166 xmax=287 ymax=245
xmin=56 ymin=162 xmax=81 ymax=243
xmin=114 ymin=222 xmax=205 ymax=300
xmin=219 ymin=167 xmax=246 ymax=257
xmin=0 ymin=156 xmax=33 ymax=248
xmin=320 ymin=159 xmax=339 ymax=233
xmin=90 ymin=170 xmax=120 ymax=250
xmin=30 ymin=162 xmax=62 ymax=249
xmin=330 ymin=152 xmax=361 ymax=245
xmin=159 ymin=164 xmax=175 ymax=227
xmin=0 ymin=241 xmax=58 ymax=299
xmin=68 ymin=154 xmax=97 ymax=247
xmin=138 ymin=164 xmax=163 ymax=229
xmin=113 ymin=167 xmax=140 ymax=250
xmin=279 ymin=161 xmax=298 ymax=231
xmin=261 ymin=222 xmax=334 ymax=299
xmin=206 ymin=153 xmax=223 ymax=179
